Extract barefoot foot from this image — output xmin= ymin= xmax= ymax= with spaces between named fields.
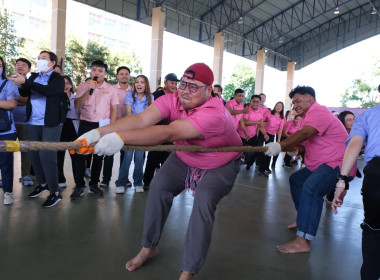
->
xmin=277 ymin=236 xmax=311 ymax=254
xmin=179 ymin=271 xmax=194 ymax=280
xmin=287 ymin=219 xmax=297 ymax=229
xmin=125 ymin=247 xmax=158 ymax=271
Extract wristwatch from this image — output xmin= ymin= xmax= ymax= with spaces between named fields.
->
xmin=337 ymin=173 xmax=349 ymax=190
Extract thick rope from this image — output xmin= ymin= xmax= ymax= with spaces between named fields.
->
xmin=0 ymin=141 xmax=268 ymax=153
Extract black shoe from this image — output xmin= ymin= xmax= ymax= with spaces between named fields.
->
xmin=42 ymin=193 xmax=62 ymax=208
xmin=28 ymin=184 xmax=49 ymax=198
xmin=70 ymin=187 xmax=84 ymax=200
xmin=126 ymin=181 xmax=132 ymax=187
xmin=245 ymin=164 xmax=251 ymax=171
xmin=88 ymin=184 xmax=103 ymax=196
xmin=143 ymin=185 xmax=150 ymax=191
xmin=265 ymin=169 xmax=272 ymax=174
xmin=283 ymin=163 xmax=292 ymax=168
xmin=99 ymin=180 xmax=109 ymax=187
xmin=258 ymin=171 xmax=269 ymax=178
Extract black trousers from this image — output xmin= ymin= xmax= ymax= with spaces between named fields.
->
xmin=259 ymin=133 xmax=275 ymax=172
xmin=241 ymin=136 xmax=258 ymax=168
xmin=57 ymin=118 xmax=78 ymax=183
xmin=360 ymin=157 xmax=380 ymax=280
xmin=73 ymin=121 xmax=103 ymax=187
xmin=143 ymin=146 xmax=171 ymax=186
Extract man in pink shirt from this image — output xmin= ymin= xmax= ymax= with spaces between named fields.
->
xmin=264 ymin=85 xmax=356 ymax=254
xmin=74 ymin=63 xmax=241 ymax=280
xmin=100 ymin=66 xmax=132 ymax=187
xmin=238 ymin=94 xmax=267 ymax=170
xmin=70 ymin=60 xmax=119 ymax=199
xmin=225 ymin=88 xmax=249 ymax=129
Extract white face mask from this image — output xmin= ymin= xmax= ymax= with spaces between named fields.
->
xmin=37 ymin=59 xmax=50 ymax=73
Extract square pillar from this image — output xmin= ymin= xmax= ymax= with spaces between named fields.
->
xmin=150 ymin=7 xmax=165 ymax=90
xmin=285 ymin=62 xmax=295 ymax=110
xmin=213 ymin=32 xmax=224 ymax=85
xmin=51 ymin=0 xmax=67 ymax=69
xmin=254 ymin=49 xmax=266 ymax=95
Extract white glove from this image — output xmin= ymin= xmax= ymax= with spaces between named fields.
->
xmin=77 ymin=129 xmax=101 ymax=146
xmin=94 ymin=132 xmax=124 ymax=156
xmin=265 ymin=142 xmax=282 ymax=156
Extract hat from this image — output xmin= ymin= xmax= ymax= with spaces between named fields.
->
xmin=182 ymin=63 xmax=214 ymax=86
xmin=164 ymin=73 xmax=179 ymax=82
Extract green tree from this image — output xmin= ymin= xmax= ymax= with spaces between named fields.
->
xmin=0 ymin=9 xmax=24 ymax=76
xmin=222 ymin=63 xmax=255 ymax=103
xmin=65 ymin=37 xmax=142 ymax=86
xmin=341 ymin=79 xmax=378 ymax=108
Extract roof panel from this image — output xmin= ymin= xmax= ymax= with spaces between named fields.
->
xmin=74 ymin=0 xmax=380 ymax=70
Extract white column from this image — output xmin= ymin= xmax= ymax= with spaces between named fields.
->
xmin=285 ymin=62 xmax=295 ymax=110
xmin=150 ymin=7 xmax=165 ymax=89
xmin=50 ymin=0 xmax=67 ymax=68
xmin=254 ymin=49 xmax=266 ymax=95
xmin=213 ymin=32 xmax=224 ymax=85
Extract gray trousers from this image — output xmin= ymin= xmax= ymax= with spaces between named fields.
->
xmin=15 ymin=123 xmax=31 ymax=177
xmin=27 ymin=124 xmax=62 ymax=193
xmin=142 ymin=153 xmax=240 ymax=274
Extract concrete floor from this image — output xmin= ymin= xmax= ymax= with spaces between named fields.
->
xmin=0 ymin=152 xmax=365 ymax=280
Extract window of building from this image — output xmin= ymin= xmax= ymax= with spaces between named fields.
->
xmin=104 ymin=37 xmax=116 ymax=50
xmin=105 ymin=18 xmax=116 ymax=37
xmin=88 ymin=33 xmax=102 ymax=44
xmin=120 ymin=24 xmax=130 ymax=41
xmin=89 ymin=13 xmax=101 ymax=30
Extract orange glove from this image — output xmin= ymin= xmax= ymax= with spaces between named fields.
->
xmin=69 ymin=138 xmax=94 ymax=155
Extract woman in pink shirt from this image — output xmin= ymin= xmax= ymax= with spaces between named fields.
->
xmin=283 ymin=115 xmax=301 ymax=168
xmin=258 ymin=101 xmax=285 ymax=177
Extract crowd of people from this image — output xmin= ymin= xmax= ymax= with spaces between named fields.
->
xmin=0 ymin=50 xmax=379 ymax=280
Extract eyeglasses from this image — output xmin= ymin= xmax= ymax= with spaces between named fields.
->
xmin=179 ymin=80 xmax=207 ymax=93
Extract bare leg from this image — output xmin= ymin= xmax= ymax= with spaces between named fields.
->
xmin=179 ymin=271 xmax=194 ymax=280
xmin=287 ymin=219 xmax=297 ymax=229
xmin=277 ymin=236 xmax=311 ymax=254
xmin=125 ymin=247 xmax=158 ymax=271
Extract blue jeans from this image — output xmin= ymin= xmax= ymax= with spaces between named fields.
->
xmin=0 ymin=133 xmax=17 ymax=193
xmin=289 ymin=164 xmax=339 ymax=240
xmin=115 ymin=150 xmax=144 ymax=187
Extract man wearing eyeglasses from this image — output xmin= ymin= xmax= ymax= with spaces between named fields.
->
xmin=72 ymin=63 xmax=242 ymax=280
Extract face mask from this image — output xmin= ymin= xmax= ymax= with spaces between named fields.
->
xmin=37 ymin=59 xmax=50 ymax=72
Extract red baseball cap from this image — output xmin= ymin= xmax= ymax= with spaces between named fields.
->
xmin=182 ymin=63 xmax=214 ymax=86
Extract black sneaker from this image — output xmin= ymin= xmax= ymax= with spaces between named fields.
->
xmin=70 ymin=187 xmax=84 ymax=200
xmin=143 ymin=184 xmax=150 ymax=191
xmin=126 ymin=181 xmax=132 ymax=187
xmin=28 ymin=185 xmax=49 ymax=198
xmin=99 ymin=180 xmax=109 ymax=187
xmin=245 ymin=164 xmax=252 ymax=171
xmin=265 ymin=169 xmax=272 ymax=174
xmin=258 ymin=171 xmax=269 ymax=178
xmin=88 ymin=184 xmax=103 ymax=196
xmin=41 ymin=193 xmax=62 ymax=208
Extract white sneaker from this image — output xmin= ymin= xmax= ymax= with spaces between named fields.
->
xmin=85 ymin=168 xmax=91 ymax=178
xmin=22 ymin=176 xmax=34 ymax=186
xmin=116 ymin=186 xmax=125 ymax=194
xmin=135 ymin=186 xmax=144 ymax=193
xmin=4 ymin=192 xmax=13 ymax=205
xmin=58 ymin=182 xmax=67 ymax=188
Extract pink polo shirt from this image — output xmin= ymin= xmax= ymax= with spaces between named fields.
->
xmin=265 ymin=113 xmax=285 ymax=135
xmin=225 ymin=99 xmax=244 ymax=129
xmin=284 ymin=120 xmax=300 ymax=136
xmin=257 ymin=105 xmax=270 ymax=119
xmin=299 ymin=102 xmax=355 ymax=174
xmin=115 ymin=83 xmax=132 ymax=120
xmin=76 ymin=81 xmax=119 ymax=122
xmin=237 ymin=107 xmax=265 ymax=139
xmin=154 ymin=92 xmax=242 ymax=169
